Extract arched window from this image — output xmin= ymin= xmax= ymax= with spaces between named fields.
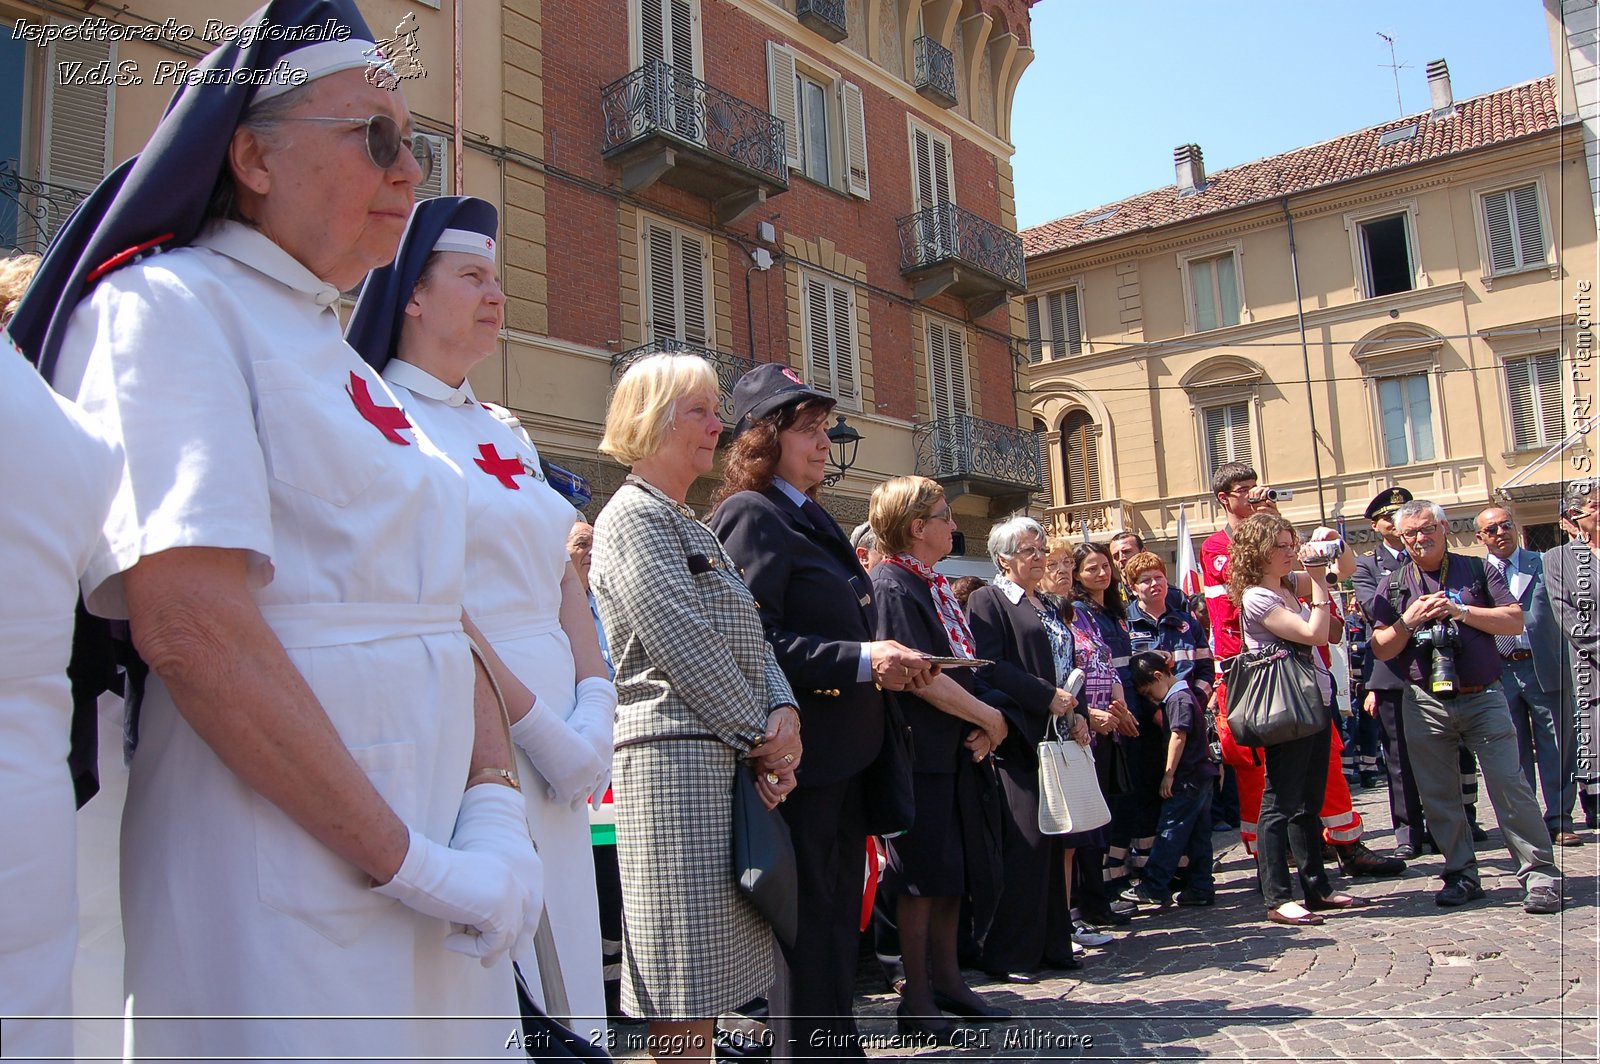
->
xmin=1059 ymin=410 xmax=1101 ymax=506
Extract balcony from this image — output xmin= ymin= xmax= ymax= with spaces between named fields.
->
xmin=601 ymin=60 xmax=789 ymax=226
xmin=0 ymin=160 xmax=91 ymax=255
xmin=897 ymin=203 xmax=1027 ymax=317
xmin=912 ymin=36 xmax=957 ymax=107
xmin=796 ymin=0 xmax=848 ymax=42
xmin=1044 ymin=502 xmax=1126 ymax=540
xmin=611 ymin=338 xmax=755 ymax=427
xmin=914 ymin=414 xmax=1042 ymax=512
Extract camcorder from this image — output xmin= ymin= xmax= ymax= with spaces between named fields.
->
xmin=1264 ymin=487 xmax=1293 ymax=501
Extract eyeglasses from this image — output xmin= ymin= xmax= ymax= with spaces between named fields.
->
xmin=1013 ymin=546 xmax=1047 ymax=558
xmin=1273 ymin=540 xmax=1299 ymax=553
xmin=1479 ymin=521 xmax=1515 ymax=535
xmin=923 ymin=507 xmax=953 ymax=523
xmin=276 ymin=114 xmax=435 ymax=184
xmin=1399 ymin=523 xmax=1441 ymax=542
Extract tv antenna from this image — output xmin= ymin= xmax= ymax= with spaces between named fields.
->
xmin=1377 ymin=32 xmax=1410 ymax=117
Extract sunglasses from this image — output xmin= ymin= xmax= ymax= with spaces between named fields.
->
xmin=1478 ymin=521 xmax=1515 ymax=535
xmin=277 ymin=114 xmax=435 ymax=184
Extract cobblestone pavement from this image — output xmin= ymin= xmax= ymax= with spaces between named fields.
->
xmin=612 ymin=780 xmax=1598 ymax=1062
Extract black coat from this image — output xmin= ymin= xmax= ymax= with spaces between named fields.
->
xmin=870 ymin=559 xmax=975 ymax=774
xmin=966 ymin=584 xmax=1085 ymax=766
xmin=709 ymin=486 xmax=885 ymax=787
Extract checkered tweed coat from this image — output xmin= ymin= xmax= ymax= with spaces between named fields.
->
xmin=591 ymin=476 xmax=797 ymax=1019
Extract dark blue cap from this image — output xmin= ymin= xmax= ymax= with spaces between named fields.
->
xmin=346 ymin=196 xmax=499 ymax=370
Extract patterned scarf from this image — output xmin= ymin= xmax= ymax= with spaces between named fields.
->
xmin=888 ymin=552 xmax=978 ymax=659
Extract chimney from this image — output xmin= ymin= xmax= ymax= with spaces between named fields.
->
xmin=1427 ymin=59 xmax=1453 ymax=116
xmin=1175 ymin=144 xmax=1206 ymax=194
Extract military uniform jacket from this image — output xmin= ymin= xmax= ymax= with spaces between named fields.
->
xmin=709 ymin=485 xmax=886 ymax=787
xmin=1352 ymin=543 xmax=1408 ymax=691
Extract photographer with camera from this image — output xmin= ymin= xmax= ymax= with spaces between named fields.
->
xmin=1368 ymin=500 xmax=1561 ymax=913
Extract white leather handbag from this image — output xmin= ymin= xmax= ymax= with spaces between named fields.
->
xmin=1037 ymin=714 xmax=1112 ymax=836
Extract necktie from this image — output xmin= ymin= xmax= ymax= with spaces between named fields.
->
xmin=1396 ymin=548 xmax=1410 ymax=565
xmin=801 ymin=497 xmax=845 ymax=545
xmin=1490 ymin=557 xmax=1521 ymax=657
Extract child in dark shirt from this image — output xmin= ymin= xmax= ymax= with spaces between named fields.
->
xmin=1121 ymin=651 xmax=1219 ymax=908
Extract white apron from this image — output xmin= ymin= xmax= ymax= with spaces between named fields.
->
xmin=383 ymin=362 xmax=608 ymax=1043
xmin=56 ymin=223 xmax=518 ymax=1061
xmin=0 ymin=334 xmax=119 ymax=1062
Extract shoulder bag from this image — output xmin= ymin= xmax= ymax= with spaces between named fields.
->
xmin=1223 ymin=640 xmax=1328 ymax=748
xmin=1037 ymin=715 xmax=1112 ymax=835
xmin=731 ymin=762 xmax=799 ymax=947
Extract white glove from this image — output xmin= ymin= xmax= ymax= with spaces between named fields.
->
xmin=509 ymin=696 xmax=606 ymax=806
xmin=588 ymin=772 xmax=612 ymax=812
xmin=373 ymin=824 xmax=529 ymax=965
xmin=450 ymin=783 xmax=543 ymax=963
xmin=570 ymin=676 xmax=618 ymax=763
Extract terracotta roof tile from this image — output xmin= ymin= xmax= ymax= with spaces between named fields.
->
xmin=1022 ymin=76 xmax=1562 ymax=258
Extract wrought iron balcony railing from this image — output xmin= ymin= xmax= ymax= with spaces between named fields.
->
xmin=796 ymin=0 xmax=848 ymax=42
xmin=897 ymin=203 xmax=1027 ymax=293
xmin=0 ymin=160 xmax=92 ymax=255
xmin=611 ymin=338 xmax=756 ymax=425
xmin=912 ymin=36 xmax=957 ymax=107
xmin=601 ymin=60 xmax=787 ymax=188
xmin=914 ymin=414 xmax=1042 ymax=495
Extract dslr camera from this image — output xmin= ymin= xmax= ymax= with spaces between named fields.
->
xmin=1411 ymin=591 xmax=1463 ymax=699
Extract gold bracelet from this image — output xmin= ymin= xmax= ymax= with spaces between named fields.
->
xmin=468 ymin=767 xmax=521 ymax=791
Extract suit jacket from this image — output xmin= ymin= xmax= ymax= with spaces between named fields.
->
xmin=709 ymin=486 xmax=885 ymax=787
xmin=967 ymin=583 xmax=1081 ymax=766
xmin=1490 ymin=547 xmax=1566 ymax=693
xmin=1352 ymin=544 xmax=1408 ymax=691
xmin=871 ymin=558 xmax=975 ymax=774
xmin=1543 ymin=541 xmax=1599 ymax=712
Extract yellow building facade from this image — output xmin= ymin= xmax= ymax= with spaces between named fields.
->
xmin=1020 ymin=71 xmax=1597 ymax=557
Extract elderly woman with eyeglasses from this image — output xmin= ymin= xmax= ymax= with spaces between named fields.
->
xmin=868 ymin=476 xmax=1010 ymax=1041
xmin=966 ymin=516 xmax=1094 ymax=982
xmin=14 ymin=3 xmax=539 ymax=1055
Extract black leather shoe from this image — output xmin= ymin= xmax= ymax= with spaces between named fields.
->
xmin=1393 ymin=844 xmax=1419 ymax=860
xmin=895 ymin=1003 xmax=963 ymax=1045
xmin=980 ymin=969 xmax=1038 ymax=985
xmin=1079 ymin=905 xmax=1132 ymax=927
xmin=931 ymin=991 xmax=1012 ymax=1021
xmin=1335 ymin=841 xmax=1406 ymax=878
xmin=1469 ymin=822 xmax=1490 ymax=843
xmin=1435 ymin=879 xmax=1486 ymax=907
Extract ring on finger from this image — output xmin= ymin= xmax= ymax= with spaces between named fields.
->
xmin=765 ymin=771 xmax=780 ymax=785
xmin=782 ymin=753 xmax=794 ymax=764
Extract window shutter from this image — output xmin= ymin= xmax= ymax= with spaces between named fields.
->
xmin=1506 ymin=357 xmax=1536 ymax=450
xmin=766 ymin=42 xmax=800 ymax=169
xmin=679 ymin=229 xmax=709 ymax=344
xmin=643 ymin=221 xmax=679 ymax=341
xmin=927 ymin=318 xmax=952 ymax=420
xmin=1204 ymin=405 xmax=1228 ymax=473
xmin=1024 ymin=297 xmax=1043 ymax=363
xmin=1032 ymin=418 xmax=1051 ymax=507
xmin=911 ymin=125 xmax=934 ymax=212
xmin=946 ymin=324 xmax=968 ymax=417
xmin=640 ymin=0 xmax=666 ymax=64
xmin=840 ymin=80 xmax=870 ymax=198
xmin=1061 ymin=287 xmax=1083 ymax=355
xmin=1535 ymin=352 xmax=1564 ymax=445
xmin=413 ymin=134 xmax=448 ymax=200
xmin=669 ymin=0 xmax=697 ymax=71
xmin=804 ymin=274 xmax=835 ymax=392
xmin=43 ymin=35 xmax=113 ymax=235
xmin=1204 ymin=403 xmax=1249 ymax=473
xmin=1061 ymin=410 xmax=1100 ymax=505
xmin=1484 ymin=190 xmax=1517 ymax=273
xmin=830 ymin=283 xmax=858 ymax=403
xmin=931 ymin=134 xmax=952 ymax=207
xmin=1511 ymin=184 xmax=1545 ymax=267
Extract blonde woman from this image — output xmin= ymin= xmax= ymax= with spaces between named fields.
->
xmin=591 ymin=353 xmax=802 ymax=1063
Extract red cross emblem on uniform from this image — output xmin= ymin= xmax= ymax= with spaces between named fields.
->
xmin=346 ymin=372 xmax=412 ymax=445
xmin=475 ymin=443 xmax=524 ymax=489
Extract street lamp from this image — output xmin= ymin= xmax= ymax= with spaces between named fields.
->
xmin=823 ymin=415 xmax=862 ymax=487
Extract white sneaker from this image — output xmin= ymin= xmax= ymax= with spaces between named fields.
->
xmin=1071 ymin=940 xmax=1087 ymax=957
xmin=1072 ymin=923 xmax=1114 ymax=948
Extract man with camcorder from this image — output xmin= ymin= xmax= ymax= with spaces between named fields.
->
xmin=1368 ymin=499 xmax=1561 ymax=913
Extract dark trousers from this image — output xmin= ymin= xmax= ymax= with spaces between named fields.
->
xmin=1339 ymin=700 xmax=1383 ymax=778
xmin=1374 ymin=687 xmax=1426 ymax=848
xmin=769 ymin=774 xmax=868 ymax=1061
xmin=980 ymin=758 xmax=1073 ymax=973
xmin=1257 ymin=723 xmax=1333 ymax=907
xmin=591 ymin=844 xmax=623 ymax=1019
xmin=1143 ymin=780 xmax=1215 ymax=904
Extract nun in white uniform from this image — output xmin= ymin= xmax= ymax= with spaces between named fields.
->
xmin=12 ymin=3 xmax=542 ymax=1058
xmin=347 ymin=196 xmax=616 ymax=1042
xmin=0 ymin=325 xmax=119 ymax=1062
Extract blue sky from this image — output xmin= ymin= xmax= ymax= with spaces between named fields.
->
xmin=1011 ymin=1 xmax=1561 ymax=230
